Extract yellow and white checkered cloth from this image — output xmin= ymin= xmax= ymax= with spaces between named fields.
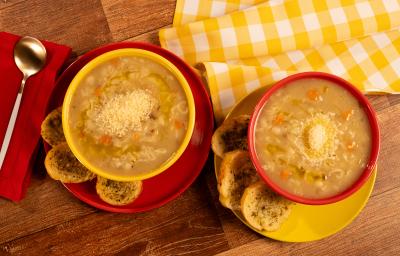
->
xmin=159 ymin=0 xmax=400 ymax=122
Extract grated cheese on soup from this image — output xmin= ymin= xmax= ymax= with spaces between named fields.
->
xmin=308 ymin=124 xmax=326 ymax=151
xmin=89 ymin=89 xmax=156 ymax=137
xmin=290 ymin=113 xmax=338 ymax=166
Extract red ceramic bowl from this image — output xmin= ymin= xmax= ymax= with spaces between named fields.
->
xmin=248 ymin=72 xmax=380 ymax=205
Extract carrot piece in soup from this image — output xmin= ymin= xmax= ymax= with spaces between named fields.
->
xmin=94 ymin=86 xmax=102 ymax=97
xmin=110 ymin=58 xmax=120 ymax=67
xmin=341 ymin=109 xmax=354 ymax=121
xmin=132 ymin=132 xmax=140 ymax=141
xmin=280 ymin=170 xmax=291 ymax=181
xmin=79 ymin=130 xmax=86 ymax=139
xmin=174 ymin=120 xmax=184 ymax=130
xmin=99 ymin=135 xmax=112 ymax=145
xmin=307 ymin=89 xmax=320 ymax=101
xmin=273 ymin=113 xmax=285 ymax=125
xmin=347 ymin=141 xmax=356 ymax=150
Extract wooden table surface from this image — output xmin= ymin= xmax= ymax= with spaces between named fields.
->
xmin=1 ymin=1 xmax=400 ymax=255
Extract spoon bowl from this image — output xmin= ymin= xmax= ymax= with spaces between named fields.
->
xmin=14 ymin=36 xmax=47 ymax=80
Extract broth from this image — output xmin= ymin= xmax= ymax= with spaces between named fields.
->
xmin=68 ymin=56 xmax=189 ymax=177
xmin=254 ymin=78 xmax=371 ymax=199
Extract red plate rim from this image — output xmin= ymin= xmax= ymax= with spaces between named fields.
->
xmin=44 ymin=42 xmax=214 ymax=213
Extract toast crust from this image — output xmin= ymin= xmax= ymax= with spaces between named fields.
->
xmin=241 ymin=182 xmax=293 ymax=231
xmin=212 ymin=115 xmax=250 ymax=158
xmin=44 ymin=143 xmax=96 ymax=183
xmin=96 ymin=176 xmax=142 ymax=206
xmin=41 ymin=107 xmax=66 ymax=147
xmin=218 ymin=150 xmax=259 ymax=210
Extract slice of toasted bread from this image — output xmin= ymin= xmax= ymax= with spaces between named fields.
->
xmin=96 ymin=176 xmax=142 ymax=206
xmin=212 ymin=115 xmax=250 ymax=158
xmin=241 ymin=182 xmax=294 ymax=232
xmin=41 ymin=107 xmax=65 ymax=147
xmin=218 ymin=150 xmax=259 ymax=211
xmin=45 ymin=143 xmax=95 ymax=183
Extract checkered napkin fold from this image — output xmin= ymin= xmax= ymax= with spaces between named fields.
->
xmin=159 ymin=0 xmax=400 ymax=122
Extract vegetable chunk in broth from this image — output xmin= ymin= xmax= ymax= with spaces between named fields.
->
xmin=68 ymin=56 xmax=189 ymax=177
xmin=254 ymin=78 xmax=371 ymax=199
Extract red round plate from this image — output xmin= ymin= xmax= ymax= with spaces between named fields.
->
xmin=45 ymin=42 xmax=214 ymax=213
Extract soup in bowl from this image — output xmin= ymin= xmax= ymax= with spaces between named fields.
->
xmin=62 ymin=49 xmax=195 ymax=181
xmin=248 ymin=72 xmax=379 ymax=205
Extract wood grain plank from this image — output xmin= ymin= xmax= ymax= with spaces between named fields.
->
xmin=366 ymin=95 xmax=390 ymax=112
xmin=101 ymin=0 xmax=175 ymax=42
xmin=0 ymin=0 xmax=25 ymax=10
xmin=0 ymin=174 xmax=96 ymax=244
xmin=123 ymin=26 xmax=169 ymax=46
xmin=386 ymin=94 xmax=400 ymax=107
xmin=0 ymin=175 xmax=230 ymax=256
xmin=205 ymin=165 xmax=261 ymax=249
xmin=369 ymin=96 xmax=400 ymax=196
xmin=216 ymin=187 xmax=400 ymax=256
xmin=0 ymin=0 xmax=112 ymax=55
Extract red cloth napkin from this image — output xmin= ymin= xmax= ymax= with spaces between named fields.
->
xmin=0 ymin=32 xmax=71 ymax=201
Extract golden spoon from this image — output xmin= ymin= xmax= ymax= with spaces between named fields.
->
xmin=0 ymin=36 xmax=47 ymax=169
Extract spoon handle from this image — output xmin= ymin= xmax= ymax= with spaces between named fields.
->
xmin=0 ymin=77 xmax=26 ymax=170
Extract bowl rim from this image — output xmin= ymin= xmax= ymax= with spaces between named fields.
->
xmin=248 ymin=72 xmax=380 ymax=205
xmin=62 ymin=48 xmax=196 ymax=181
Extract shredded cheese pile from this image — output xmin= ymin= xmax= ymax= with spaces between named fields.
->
xmin=289 ymin=113 xmax=338 ymax=166
xmin=303 ymin=115 xmax=337 ymax=161
xmin=91 ymin=89 xmax=156 ymax=137
xmin=308 ymin=124 xmax=327 ymax=151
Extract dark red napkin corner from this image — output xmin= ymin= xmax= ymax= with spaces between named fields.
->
xmin=0 ymin=32 xmax=71 ymax=201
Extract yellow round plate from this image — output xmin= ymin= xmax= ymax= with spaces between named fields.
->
xmin=214 ymin=86 xmax=376 ymax=242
